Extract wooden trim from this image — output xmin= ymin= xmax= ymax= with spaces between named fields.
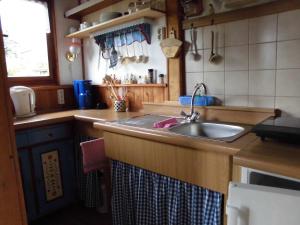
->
xmin=182 ymin=0 xmax=300 ymax=29
xmin=7 ymin=0 xmax=59 ymax=86
xmin=65 ymin=0 xmax=122 ymax=20
xmin=166 ymin=0 xmax=184 ymax=101
xmin=0 ymin=18 xmax=27 ymax=225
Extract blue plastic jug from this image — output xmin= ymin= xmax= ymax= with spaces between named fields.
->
xmin=73 ymin=80 xmax=93 ymax=109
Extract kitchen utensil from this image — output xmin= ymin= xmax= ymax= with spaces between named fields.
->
xmin=10 ymin=86 xmax=36 ymax=118
xmin=117 ymin=33 xmax=123 ymax=63
xmin=136 ymin=30 xmax=145 ymax=63
xmin=104 ymin=75 xmax=119 ymax=100
xmin=99 ymin=12 xmax=122 ymax=23
xmin=209 ymin=31 xmax=221 ymax=64
xmin=110 ymin=35 xmax=118 ymax=68
xmin=129 ymin=30 xmax=137 ymax=62
xmin=190 ymin=25 xmax=196 ymax=56
xmin=160 ymin=29 xmax=183 ymax=58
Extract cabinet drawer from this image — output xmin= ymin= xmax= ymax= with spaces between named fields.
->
xmin=28 ymin=124 xmax=72 ymax=146
xmin=16 ymin=132 xmax=29 ymax=148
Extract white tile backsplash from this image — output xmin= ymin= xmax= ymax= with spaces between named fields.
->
xmin=278 ymin=9 xmax=300 ymax=41
xmin=248 ymin=96 xmax=275 ymax=108
xmin=185 ymin=50 xmax=204 ymax=72
xmin=249 ymin=14 xmax=277 ymax=44
xmin=225 ymin=95 xmax=248 ymax=107
xmin=225 ymin=20 xmax=249 ymax=46
xmin=249 ymin=70 xmax=276 ymax=96
xmin=186 ymin=72 xmax=204 ymax=95
xmin=277 ymin=40 xmax=300 ymax=69
xmin=249 ymin=42 xmax=276 ymax=70
xmin=225 ymin=71 xmax=248 ymax=95
xmin=184 ymin=10 xmax=300 ymax=117
xmin=225 ymin=45 xmax=249 ymax=71
xmin=275 ymin=97 xmax=300 ymax=117
xmin=203 ymin=24 xmax=225 ymax=49
xmin=204 ymin=72 xmax=225 ymax=95
xmin=276 ymin=69 xmax=300 ymax=97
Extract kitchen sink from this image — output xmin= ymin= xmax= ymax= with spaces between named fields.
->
xmin=169 ymin=122 xmax=249 ymax=142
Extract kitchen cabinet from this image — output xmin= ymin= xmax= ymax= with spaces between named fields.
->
xmin=16 ymin=123 xmax=76 ymax=221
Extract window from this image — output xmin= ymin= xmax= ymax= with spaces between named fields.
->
xmin=0 ymin=0 xmax=57 ymax=85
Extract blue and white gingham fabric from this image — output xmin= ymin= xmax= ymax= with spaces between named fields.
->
xmin=111 ymin=160 xmax=223 ymax=225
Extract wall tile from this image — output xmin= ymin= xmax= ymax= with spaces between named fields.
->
xmin=203 ymin=24 xmax=225 ymax=49
xmin=249 ymin=70 xmax=275 ymax=96
xmin=186 ymin=72 xmax=204 ymax=95
xmin=225 ymin=45 xmax=248 ymax=71
xmin=278 ymin=9 xmax=300 ymax=41
xmin=203 ymin=48 xmax=225 ymax=72
xmin=184 ymin=27 xmax=203 ymax=51
xmin=276 ymin=69 xmax=300 ymax=97
xmin=204 ymin=72 xmax=224 ymax=95
xmin=225 ymin=95 xmax=248 ymax=107
xmin=225 ymin=20 xmax=249 ymax=46
xmin=225 ymin=71 xmax=248 ymax=95
xmin=185 ymin=50 xmax=204 ymax=72
xmin=248 ymin=96 xmax=275 ymax=108
xmin=249 ymin=14 xmax=277 ymax=44
xmin=249 ymin=42 xmax=276 ymax=70
xmin=277 ymin=40 xmax=300 ymax=69
xmin=276 ymin=97 xmax=300 ymax=117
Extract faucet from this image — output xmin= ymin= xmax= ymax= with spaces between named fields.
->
xmin=181 ymin=83 xmax=207 ymax=123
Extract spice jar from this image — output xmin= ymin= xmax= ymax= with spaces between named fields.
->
xmin=148 ymin=69 xmax=154 ymax=83
xmin=158 ymin=74 xmax=164 ymax=84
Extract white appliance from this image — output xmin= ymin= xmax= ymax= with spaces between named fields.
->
xmin=10 ymin=86 xmax=36 ymax=118
xmin=227 ymin=168 xmax=300 ymax=225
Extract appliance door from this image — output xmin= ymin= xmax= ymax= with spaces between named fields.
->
xmin=226 ymin=182 xmax=300 ymax=225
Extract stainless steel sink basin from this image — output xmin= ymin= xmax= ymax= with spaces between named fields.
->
xmin=169 ymin=122 xmax=249 ymax=142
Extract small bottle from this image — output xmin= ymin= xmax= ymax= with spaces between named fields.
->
xmin=138 ymin=75 xmax=144 ymax=84
xmin=159 ymin=74 xmax=164 ymax=84
xmin=148 ymin=69 xmax=154 ymax=83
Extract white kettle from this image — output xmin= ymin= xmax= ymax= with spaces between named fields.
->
xmin=10 ymin=86 xmax=36 ymax=118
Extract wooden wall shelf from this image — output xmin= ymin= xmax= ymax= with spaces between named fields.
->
xmin=65 ymin=0 xmax=122 ymax=20
xmin=99 ymin=84 xmax=167 ymax=88
xmin=66 ymin=8 xmax=165 ymax=39
xmin=182 ymin=0 xmax=300 ymax=29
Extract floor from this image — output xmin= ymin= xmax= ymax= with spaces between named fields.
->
xmin=30 ymin=204 xmax=113 ymax=225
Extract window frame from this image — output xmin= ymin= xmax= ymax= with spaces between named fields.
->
xmin=5 ymin=0 xmax=59 ymax=86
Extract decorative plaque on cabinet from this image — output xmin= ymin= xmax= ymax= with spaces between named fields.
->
xmin=41 ymin=150 xmax=63 ymax=201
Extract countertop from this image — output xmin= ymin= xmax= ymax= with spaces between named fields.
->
xmin=234 ymin=138 xmax=300 ymax=180
xmin=14 ymin=109 xmax=144 ymax=130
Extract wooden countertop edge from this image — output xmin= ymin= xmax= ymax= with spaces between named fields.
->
xmin=143 ymin=102 xmax=277 ymax=113
xmin=233 ymin=156 xmax=300 ymax=180
xmin=93 ymin=122 xmax=253 ymax=155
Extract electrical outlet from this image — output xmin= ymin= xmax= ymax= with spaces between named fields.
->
xmin=57 ymin=89 xmax=65 ymax=105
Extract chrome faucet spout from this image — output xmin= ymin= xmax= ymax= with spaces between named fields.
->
xmin=181 ymin=83 xmax=207 ymax=123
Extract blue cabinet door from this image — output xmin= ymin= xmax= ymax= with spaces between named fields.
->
xmin=31 ymin=140 xmax=76 ymax=216
xmin=18 ymin=150 xmax=38 ymax=221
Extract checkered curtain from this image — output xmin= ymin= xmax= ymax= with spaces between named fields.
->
xmin=111 ymin=160 xmax=223 ymax=225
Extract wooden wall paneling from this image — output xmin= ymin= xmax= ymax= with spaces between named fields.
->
xmin=31 ymin=86 xmax=76 ymax=113
xmin=182 ymin=0 xmax=300 ymax=29
xmin=93 ymin=85 xmax=167 ymax=111
xmin=0 ymin=20 xmax=27 ymax=225
xmin=166 ymin=0 xmax=185 ymax=101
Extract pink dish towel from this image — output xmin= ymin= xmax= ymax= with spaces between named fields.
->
xmin=153 ymin=118 xmax=178 ymax=128
xmin=80 ymin=138 xmax=108 ymax=174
